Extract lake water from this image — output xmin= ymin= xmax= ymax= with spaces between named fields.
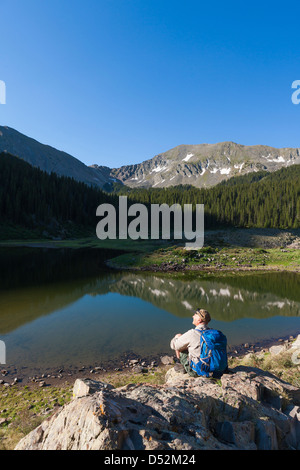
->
xmin=0 ymin=247 xmax=300 ymax=374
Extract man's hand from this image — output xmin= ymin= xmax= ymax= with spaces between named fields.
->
xmin=174 ymin=334 xmax=182 ymax=359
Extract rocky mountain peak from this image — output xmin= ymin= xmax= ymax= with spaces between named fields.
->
xmin=110 ymin=141 xmax=300 ymax=189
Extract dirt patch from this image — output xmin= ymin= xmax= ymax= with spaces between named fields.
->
xmin=204 ymin=227 xmax=300 ymax=249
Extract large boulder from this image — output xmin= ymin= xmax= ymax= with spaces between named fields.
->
xmin=15 ymin=366 xmax=300 ymax=451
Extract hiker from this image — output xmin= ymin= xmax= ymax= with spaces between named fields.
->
xmin=170 ymin=308 xmax=212 ymax=377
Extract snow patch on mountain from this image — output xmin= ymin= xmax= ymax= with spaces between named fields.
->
xmin=182 ymin=153 xmax=194 ymax=162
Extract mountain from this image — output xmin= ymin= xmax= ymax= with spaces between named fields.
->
xmin=0 ymin=126 xmax=112 ymax=188
xmin=110 ymin=142 xmax=300 ymax=188
xmin=2 ymin=125 xmax=300 ymax=190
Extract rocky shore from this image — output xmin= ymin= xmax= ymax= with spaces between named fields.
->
xmin=1 ymin=333 xmax=299 ymax=389
xmin=138 ymin=262 xmax=300 ymax=274
xmin=0 ymin=334 xmax=299 ymax=450
xmin=14 ymin=335 xmax=300 ymax=451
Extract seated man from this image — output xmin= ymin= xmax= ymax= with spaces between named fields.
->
xmin=170 ymin=308 xmax=211 ymax=377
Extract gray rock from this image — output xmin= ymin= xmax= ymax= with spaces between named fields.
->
xmin=73 ymin=378 xmax=114 ymax=399
xmin=215 ymin=421 xmax=236 ymax=445
xmin=160 ymin=355 xmax=174 ymax=365
xmin=269 ymin=344 xmax=287 ymax=356
xmin=255 ymin=419 xmax=278 ymax=450
xmin=285 ymin=405 xmax=300 ymax=420
xmin=291 ymin=348 xmax=300 ymax=365
xmin=290 ymin=334 xmax=300 ymax=350
xmin=15 ymin=366 xmax=300 ymax=451
xmin=132 ymin=365 xmax=148 ymax=374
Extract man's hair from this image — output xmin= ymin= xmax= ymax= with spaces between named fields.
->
xmin=196 ymin=309 xmax=211 ymax=324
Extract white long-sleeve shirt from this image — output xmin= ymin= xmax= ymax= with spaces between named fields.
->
xmin=170 ymin=324 xmax=209 ymax=364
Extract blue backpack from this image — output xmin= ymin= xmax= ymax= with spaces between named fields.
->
xmin=190 ymin=329 xmax=228 ymax=378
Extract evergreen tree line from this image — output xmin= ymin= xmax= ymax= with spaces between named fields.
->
xmin=0 ymin=153 xmax=118 ymax=228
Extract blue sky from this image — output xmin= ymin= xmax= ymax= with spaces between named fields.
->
xmin=1 ymin=0 xmax=300 ymax=168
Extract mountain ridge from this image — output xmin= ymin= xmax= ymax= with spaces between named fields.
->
xmin=1 ymin=125 xmax=300 ymax=190
xmin=0 ymin=126 xmax=111 ymax=188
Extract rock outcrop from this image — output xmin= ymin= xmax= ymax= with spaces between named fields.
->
xmin=15 ymin=365 xmax=300 ymax=450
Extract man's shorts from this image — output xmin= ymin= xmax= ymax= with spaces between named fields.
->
xmin=179 ymin=351 xmax=198 ymax=378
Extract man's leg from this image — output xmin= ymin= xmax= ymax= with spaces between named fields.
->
xmin=179 ymin=351 xmax=198 ymax=378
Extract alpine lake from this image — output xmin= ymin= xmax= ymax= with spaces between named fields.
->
xmin=0 ymin=246 xmax=300 ymax=378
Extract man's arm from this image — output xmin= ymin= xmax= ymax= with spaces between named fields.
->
xmin=170 ymin=330 xmax=193 ymax=352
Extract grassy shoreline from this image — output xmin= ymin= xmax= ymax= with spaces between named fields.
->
xmin=107 ymin=245 xmax=300 ymax=273
xmin=0 ymin=230 xmax=300 ymax=273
